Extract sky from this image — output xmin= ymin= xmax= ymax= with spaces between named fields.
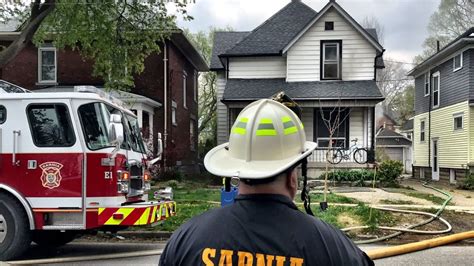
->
xmin=175 ymin=0 xmax=441 ymax=64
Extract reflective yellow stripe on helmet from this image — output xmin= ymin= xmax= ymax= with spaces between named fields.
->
xmin=282 ymin=116 xmax=298 ymax=135
xmin=256 ymin=118 xmax=277 ymax=136
xmin=232 ymin=117 xmax=248 ymax=135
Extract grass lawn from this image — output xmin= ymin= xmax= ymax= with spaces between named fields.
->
xmin=399 ymin=191 xmax=450 ymax=205
xmin=148 ymin=182 xmax=396 ymax=232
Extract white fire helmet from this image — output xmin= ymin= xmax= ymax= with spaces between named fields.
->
xmin=204 ymin=99 xmax=317 ymax=179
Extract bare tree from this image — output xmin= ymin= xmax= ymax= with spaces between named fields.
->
xmin=361 ymin=15 xmax=384 ymax=45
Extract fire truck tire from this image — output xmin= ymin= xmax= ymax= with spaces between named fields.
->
xmin=32 ymin=231 xmax=77 ymax=247
xmin=0 ymin=193 xmax=32 ymax=261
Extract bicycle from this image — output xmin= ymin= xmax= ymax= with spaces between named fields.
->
xmin=326 ymin=138 xmax=367 ymax=164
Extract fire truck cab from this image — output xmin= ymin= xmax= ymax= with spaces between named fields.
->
xmin=0 ymin=82 xmax=176 ymax=260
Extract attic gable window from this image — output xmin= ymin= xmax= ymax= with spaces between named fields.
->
xmin=321 ymin=40 xmax=341 ymax=80
xmin=325 ymin=21 xmax=334 ymax=31
xmin=38 ymin=46 xmax=57 ymax=83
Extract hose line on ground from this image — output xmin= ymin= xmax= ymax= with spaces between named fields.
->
xmin=341 ymin=182 xmax=453 ymax=244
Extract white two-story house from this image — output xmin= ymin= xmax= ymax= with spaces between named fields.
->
xmin=210 ymin=0 xmax=385 ymax=174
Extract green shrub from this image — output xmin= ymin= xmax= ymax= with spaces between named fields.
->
xmin=320 ymin=169 xmax=375 ymax=184
xmin=377 ymin=160 xmax=403 ymax=187
xmin=159 ymin=168 xmax=184 ymax=181
xmin=458 ymin=174 xmax=474 ymax=190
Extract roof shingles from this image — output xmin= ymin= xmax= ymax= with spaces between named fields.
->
xmin=223 ymin=79 xmax=384 ymax=101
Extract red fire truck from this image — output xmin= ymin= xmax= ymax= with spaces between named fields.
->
xmin=0 ymin=81 xmax=176 ymax=260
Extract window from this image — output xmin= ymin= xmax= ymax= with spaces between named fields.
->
xmin=432 ymin=72 xmax=440 ymax=108
xmin=190 ymin=119 xmax=195 ymax=151
xmin=325 ymin=21 xmax=334 ymax=31
xmin=193 ymin=71 xmax=198 ymax=102
xmin=453 ymin=53 xmax=462 ymax=72
xmin=314 ymin=108 xmax=349 ymax=148
xmin=172 ymin=100 xmax=177 ymax=126
xmin=78 ymin=102 xmax=114 ymax=150
xmin=38 ymin=46 xmax=57 ymax=83
xmin=0 ymin=105 xmax=6 ymax=124
xmin=27 ymin=104 xmax=75 ymax=147
xmin=453 ymin=113 xmax=463 ymax=130
xmin=321 ymin=41 xmax=341 ymax=80
xmin=424 ymin=73 xmax=430 ymax=96
xmin=420 ymin=120 xmax=425 ymax=142
xmin=183 ymin=72 xmax=187 ymax=108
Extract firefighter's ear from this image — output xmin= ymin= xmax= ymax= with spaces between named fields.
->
xmin=286 ymin=168 xmax=298 ymax=198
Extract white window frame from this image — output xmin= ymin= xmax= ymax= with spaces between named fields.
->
xmin=453 ymin=52 xmax=463 ymax=72
xmin=453 ymin=113 xmax=464 ymax=131
xmin=171 ymin=100 xmax=177 ymax=126
xmin=420 ymin=119 xmax=426 ymax=143
xmin=38 ymin=46 xmax=57 ymax=84
xmin=183 ymin=71 xmax=187 ymax=109
xmin=424 ymin=72 xmax=430 ymax=96
xmin=193 ymin=70 xmax=197 ymax=103
xmin=322 ymin=42 xmax=340 ymax=80
xmin=432 ymin=71 xmax=440 ymax=109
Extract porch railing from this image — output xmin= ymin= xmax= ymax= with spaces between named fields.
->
xmin=308 ymin=147 xmax=368 ymax=164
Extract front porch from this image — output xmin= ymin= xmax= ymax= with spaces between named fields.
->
xmin=227 ymin=101 xmax=376 ymax=172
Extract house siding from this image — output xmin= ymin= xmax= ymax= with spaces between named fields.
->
xmin=413 ymin=101 xmax=469 ymax=169
xmin=301 ymin=108 xmax=314 ymax=142
xmin=286 ymin=8 xmax=376 ymax=82
xmin=415 ymin=48 xmax=472 ymax=115
xmin=349 ymin=108 xmax=364 ymax=147
xmin=216 ymin=72 xmax=229 ymax=144
xmin=228 ymin=57 xmax=286 ymax=79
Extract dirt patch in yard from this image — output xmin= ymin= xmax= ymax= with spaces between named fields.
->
xmin=356 ymin=211 xmax=474 ymax=245
xmin=336 ymin=189 xmax=434 ymax=206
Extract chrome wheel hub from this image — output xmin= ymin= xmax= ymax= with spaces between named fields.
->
xmin=0 ymin=214 xmax=6 ymax=243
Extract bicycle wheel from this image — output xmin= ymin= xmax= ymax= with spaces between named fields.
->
xmin=353 ymin=148 xmax=368 ymax=164
xmin=326 ymin=149 xmax=343 ymax=164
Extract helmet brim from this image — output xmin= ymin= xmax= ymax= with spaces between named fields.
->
xmin=204 ymin=141 xmax=317 ymax=179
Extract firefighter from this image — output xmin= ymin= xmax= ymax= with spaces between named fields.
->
xmin=159 ymin=99 xmax=373 ymax=266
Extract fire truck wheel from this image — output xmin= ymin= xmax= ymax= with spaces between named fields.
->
xmin=32 ymin=230 xmax=77 ymax=247
xmin=0 ymin=193 xmax=32 ymax=261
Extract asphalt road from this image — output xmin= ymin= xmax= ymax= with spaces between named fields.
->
xmin=4 ymin=242 xmax=474 ymax=265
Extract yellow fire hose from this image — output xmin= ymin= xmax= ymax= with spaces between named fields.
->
xmin=366 ymin=230 xmax=474 ymax=260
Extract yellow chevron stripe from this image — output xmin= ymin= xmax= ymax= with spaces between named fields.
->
xmin=135 ymin=207 xmax=151 ymax=225
xmin=98 ymin=208 xmax=106 ymax=215
xmin=104 ymin=208 xmax=134 ymax=225
xmin=151 ymin=205 xmax=158 ymax=223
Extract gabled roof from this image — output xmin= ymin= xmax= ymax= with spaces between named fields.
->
xmin=221 ymin=0 xmax=317 ymax=57
xmin=210 ymin=31 xmax=249 ymax=70
xmin=222 ymin=79 xmax=384 ymax=101
xmin=408 ymin=27 xmax=474 ymax=76
xmin=282 ymin=1 xmax=384 ymax=54
xmin=376 ymin=128 xmax=412 ymax=147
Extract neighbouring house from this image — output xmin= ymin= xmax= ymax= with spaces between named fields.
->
xmin=0 ymin=29 xmax=208 ymax=173
xmin=400 ymin=118 xmax=414 ymax=140
xmin=407 ymin=27 xmax=474 ymax=184
xmin=376 ymin=128 xmax=412 ymax=173
xmin=210 ymin=0 xmax=385 ymax=176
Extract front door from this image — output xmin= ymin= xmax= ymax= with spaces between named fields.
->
xmin=432 ymin=139 xmax=439 ymax=181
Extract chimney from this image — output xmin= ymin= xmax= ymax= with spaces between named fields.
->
xmin=437 ymin=40 xmax=440 ymax=52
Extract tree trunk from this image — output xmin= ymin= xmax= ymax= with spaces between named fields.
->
xmin=0 ymin=0 xmax=55 ymax=70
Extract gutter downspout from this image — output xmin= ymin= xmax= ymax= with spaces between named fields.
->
xmin=428 ymin=69 xmax=432 ymax=170
xmin=163 ymin=42 xmax=168 ymax=168
xmin=371 ymin=49 xmax=385 ymax=161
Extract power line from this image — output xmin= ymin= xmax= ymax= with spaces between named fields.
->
xmin=384 ymin=59 xmax=417 ymax=65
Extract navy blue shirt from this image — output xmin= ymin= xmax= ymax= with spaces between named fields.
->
xmin=160 ymin=194 xmax=373 ymax=266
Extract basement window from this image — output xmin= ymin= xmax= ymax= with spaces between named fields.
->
xmin=325 ymin=21 xmax=334 ymax=31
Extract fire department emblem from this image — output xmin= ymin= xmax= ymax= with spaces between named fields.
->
xmin=40 ymin=162 xmax=63 ymax=189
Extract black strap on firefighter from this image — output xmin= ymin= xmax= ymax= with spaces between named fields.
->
xmin=272 ymin=91 xmax=314 ymax=216
xmin=300 ymin=157 xmax=314 ymax=216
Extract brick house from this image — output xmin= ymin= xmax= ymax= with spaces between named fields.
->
xmin=0 ymin=30 xmax=208 ymax=172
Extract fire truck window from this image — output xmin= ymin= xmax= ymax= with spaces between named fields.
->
xmin=0 ymin=105 xmax=6 ymax=124
xmin=27 ymin=104 xmax=75 ymax=147
xmin=78 ymin=102 xmax=114 ymax=150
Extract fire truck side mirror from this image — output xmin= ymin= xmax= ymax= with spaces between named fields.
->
xmin=108 ymin=114 xmax=124 ymax=145
xmin=156 ymin=133 xmax=163 ymax=157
